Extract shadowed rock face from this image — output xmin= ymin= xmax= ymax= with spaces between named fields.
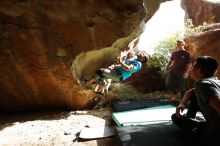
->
xmin=0 ymin=0 xmax=219 ymax=111
xmin=181 ymin=0 xmax=220 ymax=26
xmin=0 ymin=0 xmax=148 ymax=111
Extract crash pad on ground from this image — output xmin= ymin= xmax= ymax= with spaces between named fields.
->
xmin=115 ymin=122 xmax=203 ymax=146
xmin=112 ymin=105 xmax=176 ymax=126
xmin=112 ymin=98 xmax=178 ymax=112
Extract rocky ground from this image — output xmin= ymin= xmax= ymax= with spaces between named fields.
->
xmin=0 ymin=91 xmax=172 ymax=146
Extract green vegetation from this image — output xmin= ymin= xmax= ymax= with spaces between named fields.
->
xmin=105 ymin=19 xmax=206 ymax=101
xmin=184 ymin=19 xmax=206 ymax=38
xmin=106 ymin=83 xmax=146 ymax=101
xmin=149 ymin=19 xmax=206 ymax=70
xmin=150 ymin=32 xmax=182 ymax=69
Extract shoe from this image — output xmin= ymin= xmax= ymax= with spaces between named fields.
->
xmin=95 ymin=84 xmax=99 ymax=92
xmin=94 ymin=84 xmax=105 ymax=96
xmin=104 ymin=79 xmax=112 ymax=93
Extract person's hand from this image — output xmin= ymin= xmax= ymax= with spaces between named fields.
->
xmin=117 ymin=56 xmax=124 ymax=64
xmin=176 ymin=104 xmax=185 ymax=118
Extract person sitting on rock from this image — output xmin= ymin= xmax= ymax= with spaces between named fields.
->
xmin=171 ymin=56 xmax=220 ymax=146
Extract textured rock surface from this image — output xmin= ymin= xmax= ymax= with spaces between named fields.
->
xmin=1 ymin=0 xmax=220 ymax=111
xmin=0 ymin=0 xmax=149 ymax=111
xmin=181 ymin=0 xmax=220 ymax=26
xmin=184 ymin=28 xmax=220 ymax=77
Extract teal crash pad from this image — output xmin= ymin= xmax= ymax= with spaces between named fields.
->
xmin=112 ymin=105 xmax=176 ymax=126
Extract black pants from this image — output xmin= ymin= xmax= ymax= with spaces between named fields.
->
xmin=171 ymin=90 xmax=204 ymax=132
xmin=171 ymin=92 xmax=219 ymax=146
xmin=166 ymin=71 xmax=185 ymax=98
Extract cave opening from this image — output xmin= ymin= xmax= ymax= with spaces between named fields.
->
xmin=71 ymin=0 xmax=186 ymax=95
xmin=138 ymin=0 xmax=185 ymax=55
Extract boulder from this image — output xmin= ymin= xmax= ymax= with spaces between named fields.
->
xmin=184 ymin=28 xmax=220 ymax=78
xmin=0 ymin=0 xmax=169 ymax=111
xmin=181 ymin=0 xmax=220 ymax=26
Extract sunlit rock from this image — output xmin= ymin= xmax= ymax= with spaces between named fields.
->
xmin=181 ymin=0 xmax=220 ymax=26
xmin=184 ymin=28 xmax=220 ymax=77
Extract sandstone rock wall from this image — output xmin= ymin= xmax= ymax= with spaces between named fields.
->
xmin=181 ymin=0 xmax=220 ymax=26
xmin=1 ymin=0 xmax=219 ymax=111
xmin=181 ymin=0 xmax=220 ymax=77
xmin=0 ymin=0 xmax=145 ymax=111
xmin=184 ymin=28 xmax=220 ymax=78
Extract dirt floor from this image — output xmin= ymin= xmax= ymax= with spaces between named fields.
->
xmin=0 ymin=91 xmax=172 ymax=146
